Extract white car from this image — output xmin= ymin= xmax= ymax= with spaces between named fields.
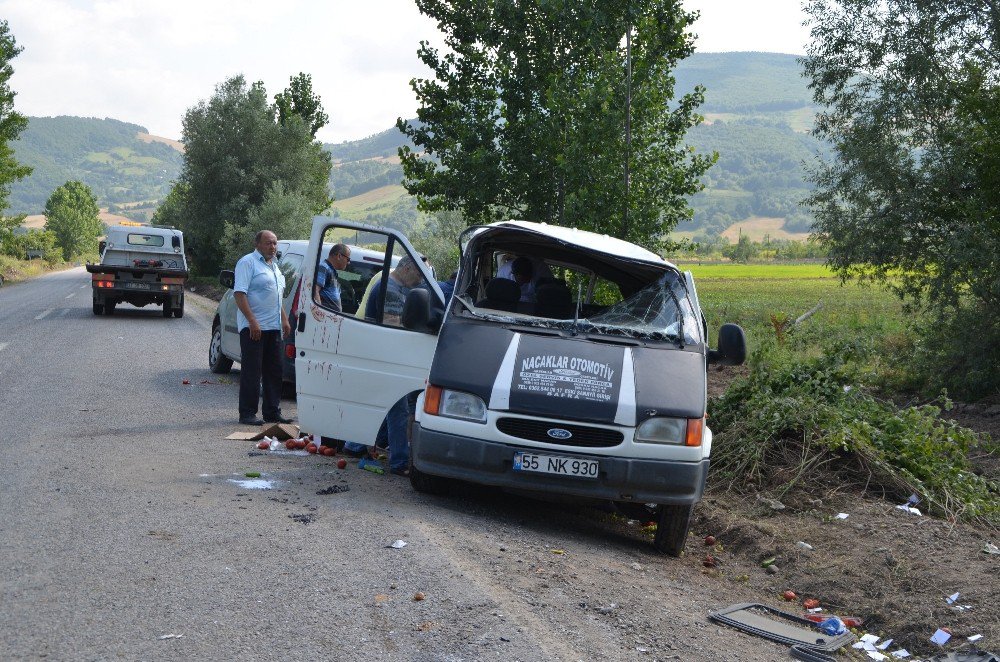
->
xmin=208 ymin=238 xmax=398 ymax=383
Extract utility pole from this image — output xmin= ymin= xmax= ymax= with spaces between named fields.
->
xmin=623 ymin=23 xmax=632 ymax=238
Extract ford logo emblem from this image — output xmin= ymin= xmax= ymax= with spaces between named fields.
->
xmin=547 ymin=428 xmax=573 ymax=440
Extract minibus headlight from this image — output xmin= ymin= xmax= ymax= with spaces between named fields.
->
xmin=634 ymin=417 xmax=687 ymax=445
xmin=438 ymin=389 xmax=487 ymax=423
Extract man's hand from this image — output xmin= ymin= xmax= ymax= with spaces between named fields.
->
xmin=249 ymin=318 xmax=262 ymax=341
xmin=282 ymin=317 xmax=292 ymax=339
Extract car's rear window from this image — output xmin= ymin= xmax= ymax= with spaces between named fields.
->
xmin=127 ymin=234 xmax=165 ymax=247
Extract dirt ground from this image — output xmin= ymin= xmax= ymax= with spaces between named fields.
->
xmin=695 ymin=371 xmax=999 ymax=659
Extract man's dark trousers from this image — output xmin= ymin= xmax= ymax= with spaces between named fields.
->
xmin=239 ymin=329 xmax=283 ymax=420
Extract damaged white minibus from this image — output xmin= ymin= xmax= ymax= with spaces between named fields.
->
xmin=294 ymin=218 xmax=745 ymax=555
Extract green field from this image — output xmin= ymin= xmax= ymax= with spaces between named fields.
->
xmin=680 ymin=262 xmax=905 ymax=352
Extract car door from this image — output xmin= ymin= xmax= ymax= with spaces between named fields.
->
xmin=295 ymin=219 xmax=444 ymax=445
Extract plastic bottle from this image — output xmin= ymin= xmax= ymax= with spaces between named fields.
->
xmin=358 ymin=457 xmax=385 ymax=475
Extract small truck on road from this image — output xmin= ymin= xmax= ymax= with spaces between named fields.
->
xmin=86 ymin=225 xmax=188 ymax=317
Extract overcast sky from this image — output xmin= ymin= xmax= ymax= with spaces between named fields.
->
xmin=1 ymin=0 xmax=810 ymax=144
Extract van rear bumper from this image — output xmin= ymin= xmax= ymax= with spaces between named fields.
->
xmin=411 ymin=423 xmax=709 ymax=505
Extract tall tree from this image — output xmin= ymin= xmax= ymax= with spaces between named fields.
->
xmin=803 ymin=0 xmax=1000 ymax=312
xmin=274 ymin=73 xmax=329 ymax=137
xmin=164 ymin=75 xmax=332 ymax=274
xmin=44 ymin=181 xmax=101 ymax=260
xmin=397 ymin=0 xmax=714 ymax=250
xmin=0 ymin=20 xmax=32 ymax=215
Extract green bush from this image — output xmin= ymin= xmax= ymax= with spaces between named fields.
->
xmin=709 ymin=342 xmax=999 ymax=525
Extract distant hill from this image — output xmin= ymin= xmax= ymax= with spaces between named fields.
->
xmin=6 ymin=53 xmax=824 ymax=240
xmin=323 ymin=52 xmax=825 ymax=239
xmin=7 ymin=116 xmax=183 ymax=217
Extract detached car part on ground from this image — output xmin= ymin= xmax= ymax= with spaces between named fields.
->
xmin=86 ymin=225 xmax=188 ymax=317
xmin=294 ymin=219 xmax=746 ymax=556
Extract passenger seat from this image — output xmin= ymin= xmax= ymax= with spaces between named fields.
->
xmin=475 ymin=278 xmax=520 ymax=313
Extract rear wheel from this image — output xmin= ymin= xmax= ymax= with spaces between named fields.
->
xmin=653 ymin=503 xmax=694 ymax=557
xmin=162 ymin=302 xmax=172 ymax=317
xmin=104 ymin=301 xmax=115 ymax=316
xmin=173 ymin=296 xmax=184 ymax=318
xmin=92 ymin=302 xmax=104 ymax=315
xmin=209 ymin=324 xmax=234 ymax=373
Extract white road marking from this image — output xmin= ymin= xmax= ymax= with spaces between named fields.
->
xmin=0 ymin=343 xmax=8 ymax=352
xmin=59 ymin=308 xmax=71 ymax=317
xmin=65 ymin=292 xmax=76 ymax=299
xmin=80 ymin=284 xmax=87 ymax=289
xmin=34 ymin=309 xmax=53 ymax=320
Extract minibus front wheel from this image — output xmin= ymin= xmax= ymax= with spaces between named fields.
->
xmin=653 ymin=503 xmax=694 ymax=557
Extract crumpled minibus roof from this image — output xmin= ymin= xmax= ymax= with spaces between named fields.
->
xmin=472 ymin=220 xmax=679 ymax=271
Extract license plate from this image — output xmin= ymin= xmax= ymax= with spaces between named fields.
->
xmin=123 ymin=281 xmax=150 ymax=290
xmin=513 ymin=452 xmax=599 ymax=479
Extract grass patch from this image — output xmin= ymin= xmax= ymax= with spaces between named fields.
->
xmin=0 ymin=255 xmax=73 ymax=284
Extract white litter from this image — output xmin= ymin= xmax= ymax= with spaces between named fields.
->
xmin=890 ymin=651 xmax=910 ymax=659
xmin=968 ymin=634 xmax=983 ymax=642
xmin=796 ymin=541 xmax=814 ymax=551
xmin=894 ymin=504 xmax=922 ymax=516
xmin=946 ymin=592 xmax=961 ymax=604
xmin=984 ymin=542 xmax=1000 ymax=555
xmin=388 ymin=540 xmax=408 ymax=549
xmin=228 ymin=478 xmax=275 ymax=490
xmin=808 ymin=607 xmax=824 ymax=613
xmin=930 ymin=629 xmax=952 ymax=646
xmin=865 ymin=652 xmax=887 ymax=661
xmin=877 ymin=639 xmax=893 ymax=650
xmin=158 ymin=634 xmax=184 ymax=640
xmin=835 ymin=513 xmax=850 ymax=520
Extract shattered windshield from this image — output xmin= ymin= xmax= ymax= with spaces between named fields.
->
xmin=458 ymin=268 xmax=701 ymax=345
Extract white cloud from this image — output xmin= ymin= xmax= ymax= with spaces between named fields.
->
xmin=1 ymin=0 xmax=809 ymax=144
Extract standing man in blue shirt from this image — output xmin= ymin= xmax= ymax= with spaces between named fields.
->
xmin=233 ymin=230 xmax=292 ymax=426
xmin=313 ymin=243 xmax=351 ymax=311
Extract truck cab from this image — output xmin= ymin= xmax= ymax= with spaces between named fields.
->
xmin=295 ymin=218 xmax=745 ymax=555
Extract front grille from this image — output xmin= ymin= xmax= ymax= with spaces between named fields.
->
xmin=496 ymin=417 xmax=624 ymax=448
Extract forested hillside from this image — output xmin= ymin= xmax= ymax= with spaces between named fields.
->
xmin=7 ymin=117 xmax=182 ymax=215
xmin=7 ymin=53 xmax=822 ymax=240
xmin=327 ymin=52 xmax=825 ymax=239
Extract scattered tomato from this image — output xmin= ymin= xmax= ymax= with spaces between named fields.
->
xmin=413 ymin=592 xmax=425 ymax=601
xmin=782 ymin=590 xmax=797 ymax=601
xmin=803 ymin=598 xmax=820 ymax=610
xmin=704 ymin=535 xmax=717 ymax=546
xmin=321 ymin=446 xmax=334 ymax=456
xmin=257 ymin=441 xmax=269 ymax=450
xmin=306 ymin=443 xmax=318 ymax=454
xmin=285 ymin=439 xmax=296 ymax=450
xmin=182 ymin=379 xmax=190 ymax=385
xmin=337 ymin=458 xmax=347 ymax=469
xmin=703 ymin=554 xmax=717 ymax=568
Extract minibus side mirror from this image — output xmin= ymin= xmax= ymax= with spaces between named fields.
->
xmin=219 ymin=270 xmax=235 ymax=289
xmin=707 ymin=323 xmax=747 ymax=366
xmin=402 ymin=288 xmax=441 ymax=334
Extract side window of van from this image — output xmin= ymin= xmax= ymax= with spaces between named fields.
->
xmin=277 ymin=253 xmax=303 ymax=298
xmin=363 ymin=240 xmax=436 ymax=329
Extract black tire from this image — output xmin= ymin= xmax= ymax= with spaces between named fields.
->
xmin=409 ymin=462 xmax=451 ymax=496
xmin=173 ymin=296 xmax=184 ymax=318
xmin=209 ymin=324 xmax=234 ymax=373
xmin=162 ymin=302 xmax=172 ymax=317
xmin=93 ymin=302 xmax=104 ymax=315
xmin=653 ymin=503 xmax=694 ymax=557
xmin=104 ymin=301 xmax=115 ymax=316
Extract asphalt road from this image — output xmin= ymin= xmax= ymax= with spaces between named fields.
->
xmin=0 ymin=268 xmax=783 ymax=661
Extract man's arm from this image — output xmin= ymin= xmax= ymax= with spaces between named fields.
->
xmin=234 ymin=292 xmax=261 ymax=340
xmin=281 ymin=303 xmax=291 ymax=338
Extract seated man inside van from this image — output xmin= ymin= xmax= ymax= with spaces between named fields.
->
xmin=498 ymin=255 xmax=551 ymax=303
xmin=364 ymin=255 xmax=424 ymax=326
xmin=313 ymin=243 xmax=351 ymax=312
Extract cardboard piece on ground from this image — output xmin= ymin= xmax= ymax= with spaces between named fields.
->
xmin=226 ymin=423 xmax=300 ymax=441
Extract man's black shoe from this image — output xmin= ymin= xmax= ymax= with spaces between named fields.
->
xmin=239 ymin=417 xmax=264 ymax=425
xmin=264 ymin=415 xmax=294 ymax=424
xmin=342 ymin=447 xmax=366 ymax=458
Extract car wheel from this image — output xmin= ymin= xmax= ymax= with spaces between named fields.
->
xmin=162 ymin=302 xmax=172 ymax=317
xmin=93 ymin=302 xmax=104 ymax=315
xmin=104 ymin=301 xmax=115 ymax=316
xmin=409 ymin=462 xmax=451 ymax=496
xmin=173 ymin=297 xmax=184 ymax=318
xmin=209 ymin=324 xmax=234 ymax=373
xmin=653 ymin=503 xmax=693 ymax=557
